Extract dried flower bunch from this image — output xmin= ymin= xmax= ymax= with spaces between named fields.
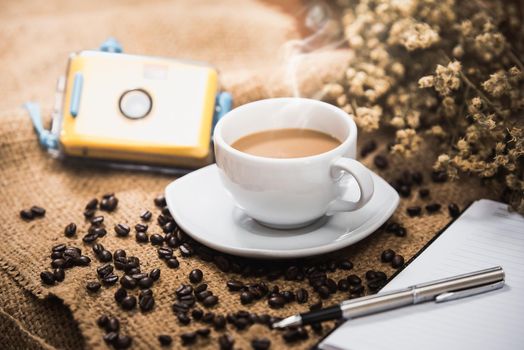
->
xmin=324 ymin=0 xmax=524 ymax=213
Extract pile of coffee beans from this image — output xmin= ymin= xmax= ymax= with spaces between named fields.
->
xmin=380 ymin=249 xmax=405 ymax=270
xmin=19 ymin=205 xmax=46 ymax=221
xmin=40 ymin=244 xmax=90 ymax=285
xmin=97 ymin=315 xmax=132 ymax=349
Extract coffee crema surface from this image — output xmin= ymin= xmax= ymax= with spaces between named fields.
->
xmin=231 ymin=128 xmax=341 ymax=158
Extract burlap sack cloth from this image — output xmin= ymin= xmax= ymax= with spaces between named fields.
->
xmin=0 ymin=1 xmax=499 ymax=349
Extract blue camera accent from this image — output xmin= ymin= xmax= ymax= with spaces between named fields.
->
xmin=213 ymin=92 xmax=233 ymax=130
xmin=99 ymin=37 xmax=123 ymax=53
xmin=70 ymin=72 xmax=83 ymax=117
xmin=24 ymin=102 xmax=59 ymax=150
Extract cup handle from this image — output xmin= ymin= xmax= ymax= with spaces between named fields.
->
xmin=327 ymin=158 xmax=374 ymax=214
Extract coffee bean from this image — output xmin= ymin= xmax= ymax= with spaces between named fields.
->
xmin=196 ymin=328 xmax=210 ymax=337
xmin=374 ymin=271 xmax=387 ymax=281
xmin=251 ymin=338 xmax=271 ymax=350
xmin=367 ymin=279 xmax=384 ymax=292
xmin=114 ymin=334 xmax=132 ymax=349
xmin=113 ymin=249 xmax=126 ymax=259
xmin=114 ymin=287 xmax=127 ymax=303
xmin=97 ymin=264 xmax=114 ymax=278
xmin=234 ymin=317 xmax=249 ymax=330
xmin=214 ymin=315 xmax=226 ymax=330
xmin=326 ymin=278 xmax=337 ymax=293
xmin=84 ymin=281 xmax=100 ymax=293
xmin=177 ymin=312 xmax=191 ymax=325
xmin=317 ymin=285 xmax=330 ymax=299
xmin=399 ymin=185 xmax=411 ymax=197
xmin=161 ymin=206 xmax=172 ymax=216
xmin=419 ymin=188 xmax=430 ymax=198
xmin=98 ymin=250 xmax=112 ymax=262
xmin=180 ymin=332 xmax=197 ymax=345
xmin=154 ymin=195 xmax=167 ymax=207
xmin=214 ymin=255 xmax=230 ymax=271
xmin=176 ymin=284 xmax=193 ymax=297
xmin=90 ymin=216 xmax=104 ymax=225
xmin=20 ymin=209 xmax=34 ymax=220
xmin=162 ymin=221 xmax=176 ymax=233
xmin=338 ymin=279 xmax=350 ymax=291
xmin=349 ymin=284 xmax=364 ymax=294
xmin=227 ymin=280 xmax=244 ymax=291
xmin=83 ymin=207 xmax=96 ymax=219
xmin=360 ymin=139 xmax=377 ymax=158
xmin=31 ymin=206 xmax=46 ymax=216
xmin=92 ymin=243 xmax=104 ymax=255
xmin=338 ymin=259 xmax=353 ymax=270
xmin=431 ymin=170 xmax=448 ymax=183
xmin=97 ymin=314 xmax=109 ymax=328
xmin=407 ymin=206 xmax=421 ymax=217
xmin=92 ymin=227 xmax=107 ymax=237
xmin=64 ymin=223 xmax=77 ymax=237
xmin=139 ymin=288 xmax=153 ymax=299
xmin=195 ymin=283 xmax=208 ymax=293
xmin=191 ymin=308 xmax=203 ymax=320
xmin=166 ymin=258 xmax=179 ymax=268
xmin=139 ymin=294 xmax=155 ymax=312
xmin=284 ymin=265 xmax=299 ymax=280
xmin=115 ymin=224 xmax=130 ymax=237
xmin=85 ymin=198 xmax=98 ymax=210
xmin=138 ymin=277 xmax=154 ymax=289
xmin=411 ymin=171 xmax=423 ymax=185
xmin=381 ymin=249 xmax=395 ymax=263
xmin=240 ymin=291 xmax=254 ymax=305
xmin=82 ymin=233 xmax=98 ymax=244
xmin=392 ymin=254 xmax=405 ymax=269
xmin=158 ymin=335 xmax=172 ymax=346
xmin=268 ymin=295 xmax=285 ymax=309
xmin=120 ymin=275 xmax=137 ymax=289
xmin=189 ymin=269 xmax=203 ymax=283
xmin=121 ymin=295 xmax=137 ymax=310
xmin=365 ymin=270 xmax=376 ymax=280
xmin=395 ymin=226 xmax=407 ymax=237
xmin=373 ymin=154 xmax=388 ymax=169
xmin=131 ymin=231 xmax=147 ymax=244
xmin=106 ymin=317 xmax=120 ymax=332
xmin=158 ymin=247 xmax=173 ymax=260
xmin=103 ymin=331 xmax=118 ymax=345
xmin=203 ymin=295 xmax=219 ymax=307
xmin=74 ymin=255 xmax=91 ymax=266
xmin=51 ymin=258 xmax=66 ymax=269
xmin=179 ymin=243 xmax=194 ymax=257
xmin=385 ymin=222 xmax=400 ymax=233
xmin=149 ymin=268 xmax=161 ymax=281
xmin=426 ymin=203 xmax=441 ymax=213
xmin=100 ymin=196 xmax=118 ymax=212
xmin=135 ymin=223 xmax=148 ymax=233
xmin=40 ymin=271 xmax=55 ymax=285
xmin=202 ymin=312 xmax=215 ymax=323
xmin=448 ymin=203 xmax=460 ymax=218
xmin=219 ymin=334 xmax=235 ymax=350
xmin=140 ymin=210 xmax=152 ymax=221
xmin=150 ymin=234 xmax=164 ymax=245
xmin=295 ymin=288 xmax=308 ymax=303
xmin=50 ymin=251 xmax=63 ymax=259
xmin=102 ymin=273 xmax=119 ymax=285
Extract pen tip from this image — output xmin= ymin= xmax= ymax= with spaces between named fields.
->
xmin=272 ymin=314 xmax=301 ymax=329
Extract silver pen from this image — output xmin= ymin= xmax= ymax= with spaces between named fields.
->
xmin=273 ymin=266 xmax=505 ymax=329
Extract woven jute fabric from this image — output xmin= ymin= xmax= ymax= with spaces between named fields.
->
xmin=0 ymin=1 xmax=499 ymax=349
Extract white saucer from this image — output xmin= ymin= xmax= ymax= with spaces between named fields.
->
xmin=165 ymin=164 xmax=399 ymax=259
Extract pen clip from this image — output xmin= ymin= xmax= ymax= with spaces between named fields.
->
xmin=435 ymin=280 xmax=505 ymax=303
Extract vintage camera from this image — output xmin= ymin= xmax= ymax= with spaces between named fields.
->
xmin=27 ymin=39 xmax=232 ymax=172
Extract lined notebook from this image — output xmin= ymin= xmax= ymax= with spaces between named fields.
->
xmin=319 ymin=199 xmax=524 ymax=350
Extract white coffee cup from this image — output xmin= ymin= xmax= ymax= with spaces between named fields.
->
xmin=214 ymin=97 xmax=374 ymax=229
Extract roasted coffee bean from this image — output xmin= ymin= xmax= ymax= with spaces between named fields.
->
xmin=227 ymin=280 xmax=244 ymax=291
xmin=251 ymin=338 xmax=271 ymax=350
xmin=158 ymin=247 xmax=173 ymax=260
xmin=114 ymin=224 xmax=130 ymax=237
xmin=114 ymin=287 xmax=127 ymax=303
xmin=82 ymin=233 xmax=98 ymax=244
xmin=139 ymin=294 xmax=155 ymax=312
xmin=106 ymin=317 xmax=120 ymax=332
xmin=395 ymin=226 xmax=407 ymax=237
xmin=296 ymin=288 xmax=309 ymax=303
xmin=338 ymin=279 xmax=350 ymax=291
xmin=196 ymin=327 xmax=210 ymax=337
xmin=398 ymin=185 xmax=411 ymax=198
xmin=52 ymin=243 xmax=66 ymax=252
xmin=283 ymin=329 xmax=300 ymax=343
xmin=195 ymin=283 xmax=208 ymax=294
xmin=135 ymin=223 xmax=148 ymax=232
xmin=202 ymin=295 xmax=219 ymax=307
xmin=268 ymin=295 xmax=285 ymax=309
xmin=202 ymin=312 xmax=215 ymax=323
xmin=161 ymin=206 xmax=172 ymax=216
xmin=140 ymin=210 xmax=152 ymax=221
xmin=197 ymin=290 xmax=212 ymax=301
xmin=373 ymin=154 xmax=388 ymax=169
xmin=162 ymin=221 xmax=176 ymax=233
xmin=166 ymin=235 xmax=179 ymax=248
xmin=157 ymin=214 xmax=169 ymax=226
xmin=189 ymin=269 xmax=203 ymax=283
xmin=40 ymin=271 xmax=55 ymax=285
xmin=150 ymin=234 xmax=164 ymax=245
xmin=51 ymin=251 xmax=63 ymax=259
xmin=52 ymin=267 xmax=65 ymax=282
xmin=100 ymin=196 xmax=118 ymax=212
xmin=360 ymin=139 xmax=377 ymax=158
xmin=214 ymin=315 xmax=226 ymax=330
xmin=120 ymin=275 xmax=137 ymax=289
xmin=97 ymin=314 xmax=109 ymax=328
xmin=64 ymin=223 xmax=77 ymax=237
xmin=51 ymin=258 xmax=66 ymax=269
xmin=135 ymin=231 xmax=149 ymax=243
xmin=317 ymin=285 xmax=330 ymax=299
xmin=347 ymin=274 xmax=362 ymax=286
xmin=121 ymin=295 xmax=137 ymax=310
xmin=365 ymin=270 xmax=376 ymax=280
xmin=149 ymin=268 xmax=161 ymax=281
xmin=391 ymin=254 xmax=405 ymax=268
xmin=284 ymin=265 xmax=299 ymax=280
xmin=282 ymin=290 xmax=296 ymax=303
xmin=113 ymin=249 xmax=126 ymax=259
xmin=431 ymin=170 xmax=448 ymax=183
xmin=349 ymin=284 xmax=364 ymax=294
xmin=385 ymin=222 xmax=400 ymax=233
xmin=177 ymin=312 xmax=191 ymax=325
xmin=338 ymin=259 xmax=353 ymax=270
xmin=426 ymin=203 xmax=441 ymax=213
xmin=92 ymin=243 xmax=104 ymax=255
xmin=20 ymin=209 xmax=34 ymax=220
xmin=179 ymin=243 xmax=194 ymax=257
xmin=234 ymin=317 xmax=249 ymax=330
xmin=103 ymin=332 xmax=118 ymax=345
xmin=85 ymin=198 xmax=98 ymax=210
xmin=240 ymin=291 xmax=254 ymax=305
xmin=30 ymin=206 xmax=45 ymax=217
xmin=154 ymin=195 xmax=167 ymax=207
xmin=180 ymin=332 xmax=197 ymax=345
xmin=130 ymin=273 xmax=147 ymax=281
xmin=448 ymin=203 xmax=460 ymax=218
xmin=85 ymin=281 xmax=101 ymax=293
xmin=83 ymin=208 xmax=95 ymax=219
xmin=138 ymin=277 xmax=154 ymax=289
xmin=191 ymin=308 xmax=204 ymax=320
xmin=97 ymin=264 xmax=113 ymax=278
xmin=114 ymin=334 xmax=132 ymax=349
xmin=102 ymin=273 xmax=119 ymax=285
xmin=326 ymin=278 xmax=337 ymax=293
xmin=407 ymin=206 xmax=422 ymax=217
xmin=158 ymin=335 xmax=172 ymax=346
xmin=90 ymin=216 xmax=104 ymax=225
xmin=367 ymin=279 xmax=384 ymax=291
xmin=92 ymin=227 xmax=107 ymax=237
xmin=219 ymin=334 xmax=235 ymax=350
xmin=419 ymin=188 xmax=430 ymax=198
xmin=381 ymin=249 xmax=395 ymax=263
xmin=176 ymin=284 xmax=193 ymax=297
xmin=214 ymin=255 xmax=230 ymax=271
xmin=411 ymin=171 xmax=423 ymax=185
xmin=98 ymin=250 xmax=112 ymax=262
xmin=75 ymin=255 xmax=91 ymax=266
xmin=166 ymin=258 xmax=179 ymax=268
xmin=374 ymin=271 xmax=387 ymax=281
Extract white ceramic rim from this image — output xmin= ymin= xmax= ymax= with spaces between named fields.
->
xmin=213 ymin=97 xmax=357 ymax=164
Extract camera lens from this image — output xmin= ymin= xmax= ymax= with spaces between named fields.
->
xmin=119 ymin=89 xmax=152 ymax=119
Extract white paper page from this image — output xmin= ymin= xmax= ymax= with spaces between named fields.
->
xmin=319 ymin=199 xmax=524 ymax=350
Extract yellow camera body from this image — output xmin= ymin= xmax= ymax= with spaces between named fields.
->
xmin=57 ymin=50 xmax=219 ymax=168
